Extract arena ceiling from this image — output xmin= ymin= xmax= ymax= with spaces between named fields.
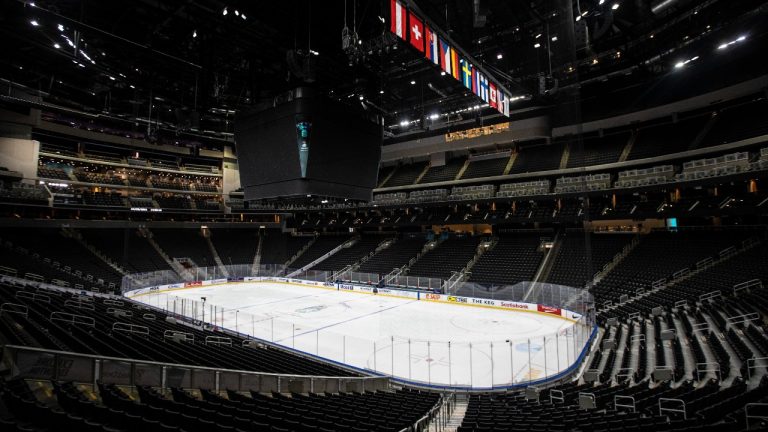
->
xmin=1 ymin=0 xmax=766 ymax=142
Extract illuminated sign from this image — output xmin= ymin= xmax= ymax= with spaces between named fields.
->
xmin=445 ymin=122 xmax=510 ymax=143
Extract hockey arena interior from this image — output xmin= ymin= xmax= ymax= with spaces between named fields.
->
xmin=1 ymin=0 xmax=768 ymax=430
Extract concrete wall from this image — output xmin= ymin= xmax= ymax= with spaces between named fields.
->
xmin=221 ymin=146 xmax=241 ymax=195
xmin=0 ymin=137 xmax=40 ymax=179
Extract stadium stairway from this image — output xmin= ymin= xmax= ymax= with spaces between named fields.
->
xmin=353 ymin=236 xmax=428 ymax=280
xmin=592 ymin=235 xmax=641 ymax=286
xmin=689 ymin=112 xmax=719 ymax=151
xmin=68 ymin=228 xmax=129 ymax=278
xmin=456 ymin=237 xmax=497 ymax=281
xmin=531 ymin=228 xmax=562 ymax=285
xmin=287 ymin=236 xmax=351 ymax=272
xmin=252 ymin=233 xmax=263 ymax=273
xmin=287 ymin=236 xmax=356 ymax=276
xmin=141 ymin=228 xmax=187 ymax=280
xmin=203 ymin=233 xmax=229 ymax=278
xmin=406 ymin=236 xmax=483 ymax=281
xmin=284 ymin=236 xmax=317 ymax=268
xmin=444 ymin=397 xmax=470 ymax=432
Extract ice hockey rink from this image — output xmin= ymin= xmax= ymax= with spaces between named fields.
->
xmin=133 ymin=281 xmax=592 ymax=389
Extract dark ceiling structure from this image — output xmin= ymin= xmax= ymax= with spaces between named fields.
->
xmin=1 ymin=0 xmax=766 ymax=145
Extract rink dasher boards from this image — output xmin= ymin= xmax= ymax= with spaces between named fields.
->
xmin=127 ymin=278 xmax=582 ymax=323
xmin=126 ymin=278 xmax=594 ymax=389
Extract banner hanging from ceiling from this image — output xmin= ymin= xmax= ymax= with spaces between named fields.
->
xmin=389 ymin=0 xmax=511 ymax=117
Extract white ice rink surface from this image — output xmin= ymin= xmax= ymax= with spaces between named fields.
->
xmin=135 ymin=281 xmax=591 ymax=389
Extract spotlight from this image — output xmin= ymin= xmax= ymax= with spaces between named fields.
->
xmin=611 ymin=3 xmax=620 ymax=10
xmin=53 ymin=43 xmax=60 ymax=49
xmin=30 ymin=20 xmax=39 ymax=27
xmin=57 ymin=24 xmax=64 ymax=31
xmin=410 ymin=80 xmax=416 ymax=85
xmin=192 ymin=30 xmax=197 ymax=38
xmin=496 ymin=53 xmax=503 ymax=59
xmin=222 ymin=7 xmax=228 ymax=16
xmin=534 ymin=43 xmax=541 ymax=48
xmin=399 ymin=120 xmax=409 ymax=127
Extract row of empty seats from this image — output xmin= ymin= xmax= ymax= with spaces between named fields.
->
xmin=466 ymin=233 xmax=545 ymax=287
xmin=373 ymin=148 xmax=767 ymax=206
xmin=407 ymin=236 xmax=483 ymax=280
xmin=0 ymin=280 xmax=353 ymax=376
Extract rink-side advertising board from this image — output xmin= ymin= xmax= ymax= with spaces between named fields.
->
xmin=124 ymin=277 xmax=579 ymax=321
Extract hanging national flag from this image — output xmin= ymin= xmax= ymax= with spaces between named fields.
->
xmin=439 ymin=39 xmax=452 ymax=75
xmin=480 ymin=75 xmax=490 ymax=103
xmin=496 ymin=90 xmax=507 ymax=115
xmin=489 ymin=82 xmax=498 ymax=109
xmin=450 ymin=49 xmax=460 ymax=80
xmin=425 ymin=26 xmax=439 ymax=64
xmin=390 ymin=0 xmax=407 ymax=40
xmin=459 ymin=59 xmax=472 ymax=89
xmin=472 ymin=70 xmax=483 ymax=98
xmin=408 ymin=12 xmax=424 ymax=52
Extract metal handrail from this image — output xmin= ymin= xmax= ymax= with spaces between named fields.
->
xmin=734 ymin=279 xmax=763 ymax=295
xmin=746 ymin=403 xmax=768 ymax=430
xmin=695 ymin=362 xmax=721 ymax=381
xmin=659 ymin=398 xmax=686 ymax=419
xmin=399 ymin=392 xmax=454 ymax=432
xmin=550 ymin=389 xmax=565 ymax=404
xmin=614 ymin=395 xmax=635 ymax=412
xmin=50 ymin=311 xmax=95 ymax=327
xmin=0 ymin=344 xmax=384 ymax=380
xmin=112 ymin=322 xmax=150 ymax=336
xmin=15 ymin=291 xmax=51 ymax=303
xmin=747 ymin=357 xmax=768 ymax=379
xmin=205 ymin=335 xmax=232 ymax=346
xmin=0 ymin=302 xmax=28 ymax=317
xmin=64 ymin=300 xmax=95 ymax=310
xmin=163 ymin=330 xmax=194 ymax=343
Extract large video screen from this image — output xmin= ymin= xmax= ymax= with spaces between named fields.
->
xmin=235 ymin=90 xmax=382 ymax=201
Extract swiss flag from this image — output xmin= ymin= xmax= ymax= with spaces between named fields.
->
xmin=408 ymin=12 xmax=424 ymax=52
xmin=489 ymin=82 xmax=498 ymax=109
xmin=390 ymin=0 xmax=407 ymax=40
